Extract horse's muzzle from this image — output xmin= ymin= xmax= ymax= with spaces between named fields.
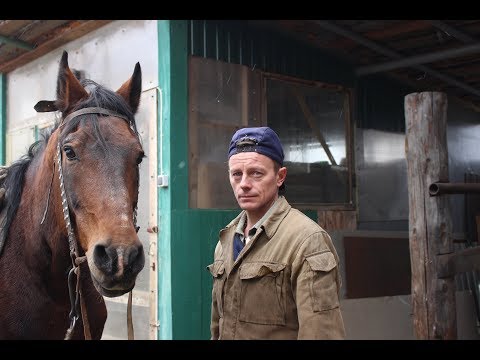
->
xmin=88 ymin=241 xmax=145 ymax=297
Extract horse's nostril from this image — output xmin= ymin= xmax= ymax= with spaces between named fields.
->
xmin=93 ymin=242 xmax=144 ymax=277
xmin=125 ymin=244 xmax=145 ymax=274
xmin=93 ymin=244 xmax=114 ymax=274
xmin=127 ymin=247 xmax=138 ymax=264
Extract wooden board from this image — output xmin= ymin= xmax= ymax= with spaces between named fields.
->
xmin=344 ymin=236 xmax=411 ymax=299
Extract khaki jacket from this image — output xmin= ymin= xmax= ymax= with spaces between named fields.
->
xmin=208 ymin=196 xmax=346 ymax=339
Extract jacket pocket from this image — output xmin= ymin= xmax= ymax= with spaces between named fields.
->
xmin=239 ymin=261 xmax=287 ymax=325
xmin=207 ymin=260 xmax=226 ymax=317
xmin=305 ymin=251 xmax=340 ymax=312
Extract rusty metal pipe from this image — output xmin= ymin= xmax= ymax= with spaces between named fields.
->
xmin=429 ymin=182 xmax=480 ymax=196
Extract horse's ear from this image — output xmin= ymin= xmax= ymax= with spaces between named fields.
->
xmin=34 ymin=100 xmax=58 ymax=112
xmin=55 ymin=51 xmax=88 ymax=113
xmin=116 ymin=62 xmax=142 ymax=114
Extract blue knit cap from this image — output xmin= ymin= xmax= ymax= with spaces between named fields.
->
xmin=228 ymin=127 xmax=284 ymax=166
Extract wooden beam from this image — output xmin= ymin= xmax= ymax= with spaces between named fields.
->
xmin=0 ymin=35 xmax=34 ymax=50
xmin=387 ymin=69 xmax=480 ymax=113
xmin=0 ymin=20 xmax=112 ymax=73
xmin=0 ymin=20 xmax=33 ymax=34
xmin=291 ymin=87 xmax=337 ymax=166
xmin=316 ymin=20 xmax=480 ymax=100
xmin=405 ymin=91 xmax=457 ymax=339
xmin=324 ymin=20 xmax=432 ymax=50
xmin=356 ymin=43 xmax=480 ymax=76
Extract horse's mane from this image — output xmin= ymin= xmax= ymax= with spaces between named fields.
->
xmin=0 ymin=79 xmax=141 ymax=243
xmin=1 ymin=143 xmax=39 ymax=243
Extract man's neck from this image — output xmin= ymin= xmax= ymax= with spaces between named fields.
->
xmin=245 ymin=195 xmax=279 ymax=232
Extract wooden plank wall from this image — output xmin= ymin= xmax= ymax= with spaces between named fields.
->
xmin=318 ymin=210 xmax=357 ymax=231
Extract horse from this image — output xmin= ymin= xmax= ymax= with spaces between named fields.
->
xmin=0 ymin=51 xmax=146 ymax=339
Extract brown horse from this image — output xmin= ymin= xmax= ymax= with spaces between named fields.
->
xmin=0 ymin=51 xmax=145 ymax=339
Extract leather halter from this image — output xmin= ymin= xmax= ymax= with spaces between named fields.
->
xmin=56 ymin=107 xmax=138 ymax=340
xmin=60 ymin=107 xmax=131 ymax=128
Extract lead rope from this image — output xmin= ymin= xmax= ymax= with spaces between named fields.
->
xmin=127 ymin=291 xmax=134 ymax=340
xmin=42 ymin=151 xmax=90 ymax=340
xmin=128 ymin=188 xmax=140 ymax=340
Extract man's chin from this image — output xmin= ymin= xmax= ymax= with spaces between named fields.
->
xmin=238 ymin=198 xmax=255 ymax=207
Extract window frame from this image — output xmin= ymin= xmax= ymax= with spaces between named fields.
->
xmin=187 ymin=55 xmax=356 ymax=211
xmin=260 ymin=71 xmax=355 ymax=210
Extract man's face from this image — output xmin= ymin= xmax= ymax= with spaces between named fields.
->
xmin=228 ymin=152 xmax=286 ymax=215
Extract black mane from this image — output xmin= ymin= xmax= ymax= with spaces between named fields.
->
xmin=1 ymin=143 xmax=39 ymax=246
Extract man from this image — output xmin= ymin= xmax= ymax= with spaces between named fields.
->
xmin=208 ymin=126 xmax=346 ymax=339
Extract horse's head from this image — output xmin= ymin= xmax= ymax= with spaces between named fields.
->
xmin=41 ymin=51 xmax=145 ymax=297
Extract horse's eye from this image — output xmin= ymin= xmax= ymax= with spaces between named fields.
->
xmin=63 ymin=146 xmax=76 ymax=160
xmin=136 ymin=152 xmax=145 ymax=165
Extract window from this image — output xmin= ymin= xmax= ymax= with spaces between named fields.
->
xmin=188 ymin=56 xmax=353 ymax=209
xmin=266 ymin=75 xmax=352 ymax=206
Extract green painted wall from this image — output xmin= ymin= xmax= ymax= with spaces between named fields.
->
xmin=172 ymin=209 xmax=240 ymax=339
xmin=0 ymin=74 xmax=6 ymax=165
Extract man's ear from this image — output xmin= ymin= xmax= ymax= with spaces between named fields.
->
xmin=34 ymin=100 xmax=58 ymax=112
xmin=277 ymin=166 xmax=287 ymax=188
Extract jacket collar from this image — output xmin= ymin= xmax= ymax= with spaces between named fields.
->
xmin=219 ymin=196 xmax=291 ymax=239
xmin=260 ymin=196 xmax=291 ymax=239
xmin=218 ymin=196 xmax=292 ymax=271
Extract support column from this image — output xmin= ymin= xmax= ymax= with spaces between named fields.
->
xmin=404 ymin=91 xmax=456 ymax=339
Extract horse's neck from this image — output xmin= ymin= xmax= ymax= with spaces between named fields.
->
xmin=18 ymin=152 xmax=72 ymax=273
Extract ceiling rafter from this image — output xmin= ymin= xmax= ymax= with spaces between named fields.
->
xmin=314 ymin=20 xmax=480 ymax=99
xmin=0 ymin=34 xmax=34 ymax=50
xmin=356 ymin=43 xmax=480 ymax=76
xmin=0 ymin=20 xmax=112 ymax=73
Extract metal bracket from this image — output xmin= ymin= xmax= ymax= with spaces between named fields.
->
xmin=157 ymin=175 xmax=169 ymax=188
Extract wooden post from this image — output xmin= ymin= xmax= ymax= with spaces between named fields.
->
xmin=404 ymin=92 xmax=457 ymax=339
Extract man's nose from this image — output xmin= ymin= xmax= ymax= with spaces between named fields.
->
xmin=240 ymin=174 xmax=251 ymax=187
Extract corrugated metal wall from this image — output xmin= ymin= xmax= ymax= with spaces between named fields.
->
xmin=357 ymin=75 xmax=413 ymax=132
xmin=188 ymin=20 xmax=354 ymax=87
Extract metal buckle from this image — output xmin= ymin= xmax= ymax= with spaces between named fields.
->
xmin=236 ymin=135 xmax=258 ymax=147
